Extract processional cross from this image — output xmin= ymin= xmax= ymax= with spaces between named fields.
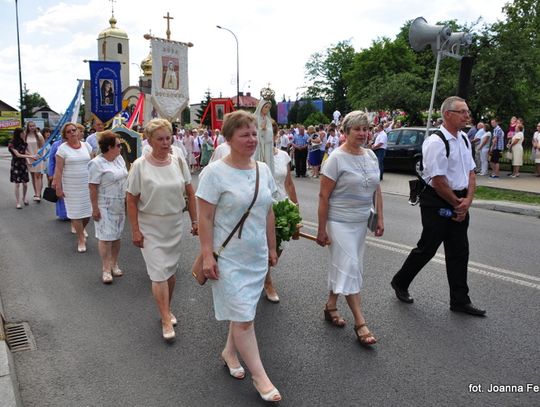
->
xmin=163 ymin=12 xmax=174 ymax=40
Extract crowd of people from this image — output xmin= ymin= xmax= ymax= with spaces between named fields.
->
xmin=12 ymin=96 xmax=538 ymax=402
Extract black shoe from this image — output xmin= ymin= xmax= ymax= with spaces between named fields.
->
xmin=450 ymin=303 xmax=486 ymax=317
xmin=390 ymin=280 xmax=414 ymax=303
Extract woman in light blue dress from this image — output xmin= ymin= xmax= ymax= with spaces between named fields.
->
xmin=197 ymin=111 xmax=282 ymax=403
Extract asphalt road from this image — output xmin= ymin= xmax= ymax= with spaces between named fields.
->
xmin=0 ymin=156 xmax=539 ymax=407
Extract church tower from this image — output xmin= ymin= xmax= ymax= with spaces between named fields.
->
xmin=97 ymin=13 xmax=130 ymax=92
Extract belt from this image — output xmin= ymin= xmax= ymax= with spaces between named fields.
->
xmin=453 ymin=188 xmax=468 ymax=198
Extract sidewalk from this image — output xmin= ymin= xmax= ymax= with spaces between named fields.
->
xmin=381 ymin=170 xmax=540 ymax=217
xmin=0 ymin=298 xmax=22 ymax=407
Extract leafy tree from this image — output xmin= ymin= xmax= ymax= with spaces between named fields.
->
xmin=287 ymin=101 xmax=300 ymax=124
xmin=21 ymin=88 xmax=49 ymax=120
xmin=467 ymin=0 xmax=540 ymax=132
xmin=296 ymin=100 xmax=318 ymax=124
xmin=305 ymin=40 xmax=355 ymax=116
xmin=196 ymin=90 xmax=212 ymax=127
xmin=304 ymin=111 xmax=329 ymax=127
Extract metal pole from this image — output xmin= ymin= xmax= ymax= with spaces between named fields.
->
xmin=15 ymin=0 xmax=24 ymax=122
xmin=426 ymin=37 xmax=442 ymax=137
xmin=217 ymin=26 xmax=239 ymax=108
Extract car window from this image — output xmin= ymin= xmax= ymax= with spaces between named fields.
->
xmin=400 ymin=130 xmax=418 ymax=145
xmin=386 ymin=130 xmax=400 ymax=145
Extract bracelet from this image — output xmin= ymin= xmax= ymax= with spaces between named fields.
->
xmin=191 ymin=220 xmax=198 ymax=224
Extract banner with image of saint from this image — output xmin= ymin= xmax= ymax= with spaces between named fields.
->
xmin=89 ymin=60 xmax=122 ymax=123
xmin=151 ymin=38 xmax=189 ymax=121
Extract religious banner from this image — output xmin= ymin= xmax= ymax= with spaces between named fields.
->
xmin=150 ymin=38 xmax=189 ymax=121
xmin=89 ymin=60 xmax=122 ymax=123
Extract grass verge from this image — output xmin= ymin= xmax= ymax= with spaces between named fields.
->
xmin=475 ymin=186 xmax=540 ymax=205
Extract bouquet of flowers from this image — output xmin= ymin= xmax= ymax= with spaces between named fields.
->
xmin=273 ymin=199 xmax=302 ymax=252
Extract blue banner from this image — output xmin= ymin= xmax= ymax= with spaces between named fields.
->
xmin=89 ymin=60 xmax=122 ymax=123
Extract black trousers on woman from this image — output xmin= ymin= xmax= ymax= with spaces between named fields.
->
xmin=391 ymin=206 xmax=471 ymax=306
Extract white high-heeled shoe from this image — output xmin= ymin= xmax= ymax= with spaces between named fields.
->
xmin=253 ymin=380 xmax=281 ymax=402
xmin=162 ymin=326 xmax=176 ymax=342
xmin=220 ymin=353 xmax=245 ymax=380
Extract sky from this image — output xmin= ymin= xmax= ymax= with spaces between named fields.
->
xmin=0 ymin=0 xmax=510 ymax=114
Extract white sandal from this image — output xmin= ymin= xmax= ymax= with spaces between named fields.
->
xmin=253 ymin=380 xmax=281 ymax=402
xmin=220 ymin=353 xmax=245 ymax=380
xmin=102 ymin=271 xmax=113 ymax=284
xmin=111 ymin=266 xmax=123 ymax=277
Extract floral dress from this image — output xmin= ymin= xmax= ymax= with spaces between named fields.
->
xmin=9 ymin=140 xmax=29 ymax=183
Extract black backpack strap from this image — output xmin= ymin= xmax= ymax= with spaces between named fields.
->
xmin=433 ymin=130 xmax=450 ymax=158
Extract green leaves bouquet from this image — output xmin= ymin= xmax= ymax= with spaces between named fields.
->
xmin=273 ymin=199 xmax=302 ymax=251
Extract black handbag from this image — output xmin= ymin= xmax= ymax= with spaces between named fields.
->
xmin=43 ymin=187 xmax=58 ymax=203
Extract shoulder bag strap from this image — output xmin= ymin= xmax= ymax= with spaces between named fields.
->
xmin=216 ymin=162 xmax=260 ymax=254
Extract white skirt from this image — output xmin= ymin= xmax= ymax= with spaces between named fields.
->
xmin=138 ymin=212 xmax=183 ymax=282
xmin=326 ymin=220 xmax=368 ymax=295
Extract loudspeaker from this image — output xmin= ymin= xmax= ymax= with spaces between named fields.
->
xmin=444 ymin=32 xmax=472 ymax=55
xmin=457 ymin=56 xmax=474 ymax=99
xmin=409 ymin=17 xmax=452 ymax=52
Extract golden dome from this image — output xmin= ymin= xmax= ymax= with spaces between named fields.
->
xmin=98 ymin=15 xmax=128 ymax=40
xmin=141 ymin=52 xmax=152 ymax=76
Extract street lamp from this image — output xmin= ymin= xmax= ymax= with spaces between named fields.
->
xmin=15 ymin=0 xmax=24 ymax=122
xmin=216 ymin=25 xmax=239 ymax=109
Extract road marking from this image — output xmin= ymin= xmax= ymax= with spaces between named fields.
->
xmin=300 ymin=220 xmax=540 ymax=290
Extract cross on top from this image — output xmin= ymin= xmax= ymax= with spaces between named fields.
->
xmin=163 ymin=12 xmax=174 ymax=40
xmin=109 ymin=0 xmax=116 ymax=15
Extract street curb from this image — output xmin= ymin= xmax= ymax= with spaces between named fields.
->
xmin=383 ymin=191 xmax=540 ymax=218
xmin=473 ymin=199 xmax=540 ymax=217
xmin=0 ymin=298 xmax=23 ymax=407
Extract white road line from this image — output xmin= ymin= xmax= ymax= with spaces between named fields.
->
xmin=300 ymin=220 xmax=540 ymax=290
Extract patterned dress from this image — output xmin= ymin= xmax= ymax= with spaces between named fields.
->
xmin=9 ymin=140 xmax=29 ymax=183
xmin=88 ymin=155 xmax=128 ymax=241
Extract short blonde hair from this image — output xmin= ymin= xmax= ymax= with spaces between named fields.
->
xmin=341 ymin=111 xmax=369 ymax=135
xmin=144 ymin=118 xmax=172 ymax=140
xmin=221 ymin=110 xmax=256 ymax=141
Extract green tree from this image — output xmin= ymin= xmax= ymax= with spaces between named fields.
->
xmin=196 ymin=90 xmax=212 ymax=127
xmin=304 ymin=111 xmax=329 ymax=127
xmin=296 ymin=100 xmax=318 ymax=124
xmin=287 ymin=101 xmax=300 ymax=124
xmin=305 ymin=40 xmax=355 ymax=115
xmin=467 ymin=0 xmax=540 ymax=132
xmin=21 ymin=88 xmax=49 ymax=120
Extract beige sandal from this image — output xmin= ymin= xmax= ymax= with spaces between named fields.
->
xmin=102 ymin=271 xmax=113 ymax=284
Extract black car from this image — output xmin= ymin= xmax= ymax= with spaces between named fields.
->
xmin=383 ymin=127 xmax=437 ymax=175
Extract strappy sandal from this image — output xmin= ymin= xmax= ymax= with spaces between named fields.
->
xmin=102 ymin=271 xmax=113 ymax=284
xmin=354 ymin=323 xmax=377 ymax=347
xmin=220 ymin=353 xmax=245 ymax=380
xmin=324 ymin=305 xmax=346 ymax=327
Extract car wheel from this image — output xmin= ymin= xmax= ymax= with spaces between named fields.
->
xmin=414 ymin=157 xmax=423 ymax=177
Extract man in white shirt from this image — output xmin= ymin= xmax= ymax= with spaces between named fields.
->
xmin=372 ymin=124 xmax=388 ymax=180
xmin=391 ymin=96 xmax=485 ymax=317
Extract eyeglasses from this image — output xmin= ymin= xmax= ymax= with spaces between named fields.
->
xmin=448 ymin=109 xmax=471 ymax=116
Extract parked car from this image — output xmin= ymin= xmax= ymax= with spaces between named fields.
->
xmin=383 ymin=127 xmax=438 ymax=176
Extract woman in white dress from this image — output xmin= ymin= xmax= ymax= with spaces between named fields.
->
xmin=533 ymin=122 xmax=540 ymax=176
xmin=197 ymin=111 xmax=281 ymax=402
xmin=25 ymin=121 xmax=45 ymax=202
xmin=126 ymin=118 xmax=197 ymax=341
xmin=477 ymin=124 xmax=492 ymax=176
xmin=316 ymin=111 xmax=384 ymax=347
xmin=254 ymin=99 xmax=275 ymax=176
xmin=508 ymin=124 xmax=524 ymax=177
xmin=89 ymin=131 xmax=128 ymax=284
xmin=53 ymin=122 xmax=93 ymax=253
xmin=264 ymin=120 xmax=299 ymax=303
